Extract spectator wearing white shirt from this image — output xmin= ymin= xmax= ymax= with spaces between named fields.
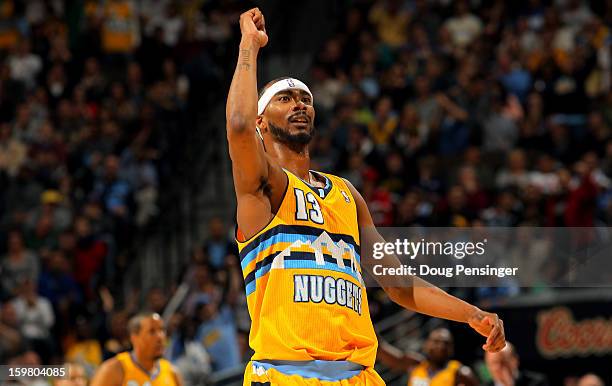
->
xmin=11 ymin=279 xmax=55 ymax=362
xmin=529 ymin=154 xmax=562 ymax=194
xmin=442 ymin=0 xmax=483 ymax=49
xmin=8 ymin=39 xmax=42 ymax=90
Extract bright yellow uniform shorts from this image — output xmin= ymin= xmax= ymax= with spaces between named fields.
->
xmin=244 ymin=360 xmax=385 ymax=385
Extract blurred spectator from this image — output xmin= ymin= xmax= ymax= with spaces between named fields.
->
xmin=7 ymin=350 xmax=49 ymax=386
xmin=54 ymin=362 xmax=89 ymax=386
xmin=92 ymin=155 xmax=132 ymax=219
xmin=99 ymin=0 xmax=141 ymax=54
xmin=101 ymin=309 xmax=130 ymax=360
xmin=368 ymin=0 xmax=411 ymax=48
xmin=194 ymin=292 xmax=241 ymax=372
xmin=1 ymin=229 xmax=40 ymax=298
xmin=184 ymin=262 xmax=217 ymax=315
xmin=482 ymin=94 xmax=521 ymax=153
xmin=485 ymin=342 xmax=548 ymax=386
xmin=434 ymin=185 xmax=475 ymax=227
xmin=443 ymin=1 xmax=483 ymax=50
xmin=38 ymin=249 xmax=82 ymax=324
xmin=64 ymin=316 xmax=103 ymax=376
xmin=496 ymin=150 xmax=531 ymax=191
xmin=73 ymin=216 xmax=107 ymax=299
xmin=165 ymin=312 xmax=212 ymax=384
xmin=7 ymin=38 xmax=42 ymax=90
xmin=0 ymin=123 xmax=27 ymax=177
xmin=145 ymin=287 xmax=168 ymax=315
xmin=11 ymin=279 xmax=55 ymax=362
xmin=368 ymin=96 xmax=398 ymax=148
xmin=0 ymin=301 xmax=24 ymax=362
xmin=203 ymin=217 xmax=238 ymax=270
xmin=577 ymin=373 xmax=604 ymax=386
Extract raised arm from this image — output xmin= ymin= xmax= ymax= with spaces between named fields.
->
xmin=227 ymin=8 xmax=287 ymax=239
xmin=343 ymin=179 xmax=505 ymax=353
xmin=226 ymin=8 xmax=269 ymax=196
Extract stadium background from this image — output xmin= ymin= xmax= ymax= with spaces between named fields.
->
xmin=0 ymin=0 xmax=611 ymax=385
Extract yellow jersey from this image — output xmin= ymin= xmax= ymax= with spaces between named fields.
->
xmin=101 ymin=1 xmax=138 ymax=53
xmin=408 ymin=360 xmax=462 ymax=386
xmin=115 ymin=351 xmax=177 ymax=386
xmin=236 ymin=169 xmax=378 ymax=367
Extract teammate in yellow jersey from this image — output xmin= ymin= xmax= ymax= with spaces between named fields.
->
xmin=227 ymin=7 xmax=506 ymax=385
xmin=379 ymin=328 xmax=479 ymax=386
xmin=90 ymin=313 xmax=183 ymax=386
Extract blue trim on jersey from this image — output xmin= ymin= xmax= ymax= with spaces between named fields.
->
xmin=129 ymin=351 xmax=161 ymax=380
xmin=245 ymin=280 xmax=256 ymax=296
xmin=256 ymin=253 xmax=362 ymax=282
xmin=239 ymin=224 xmax=359 ymax=261
xmin=303 ymin=170 xmax=332 ymax=199
xmin=252 ymin=360 xmax=364 ymax=381
xmin=244 ymin=251 xmax=363 ymax=296
xmin=240 ymin=226 xmax=360 ymax=269
xmin=240 ymin=233 xmax=361 ymax=271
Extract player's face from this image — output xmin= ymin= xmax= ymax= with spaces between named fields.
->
xmin=262 ymin=89 xmax=315 ymax=145
xmin=134 ymin=316 xmax=166 ymax=360
xmin=424 ymin=330 xmax=453 ymax=363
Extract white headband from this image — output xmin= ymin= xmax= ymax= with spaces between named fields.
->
xmin=257 ymin=78 xmax=313 ymax=115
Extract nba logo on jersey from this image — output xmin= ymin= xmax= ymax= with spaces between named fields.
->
xmin=127 ymin=381 xmax=151 ymax=386
xmin=341 ymin=190 xmax=351 ymax=203
xmin=412 ymin=378 xmax=429 ymax=386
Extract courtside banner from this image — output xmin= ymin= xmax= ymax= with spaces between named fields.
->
xmin=351 ymin=227 xmax=612 ymax=288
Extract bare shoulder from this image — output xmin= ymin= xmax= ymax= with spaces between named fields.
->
xmin=340 ymin=177 xmax=373 ymax=227
xmin=340 ymin=178 xmax=362 ymax=201
xmin=169 ymin=363 xmax=184 ymax=386
xmin=90 ymin=357 xmax=124 ymax=386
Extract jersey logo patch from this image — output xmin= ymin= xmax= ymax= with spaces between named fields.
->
xmin=341 ymin=190 xmax=351 ymax=203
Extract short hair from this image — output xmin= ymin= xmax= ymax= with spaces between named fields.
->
xmin=258 ymin=76 xmax=292 ymax=99
xmin=127 ymin=312 xmax=161 ymax=335
xmin=427 ymin=327 xmax=453 ymax=342
xmin=578 ymin=373 xmax=605 ymax=386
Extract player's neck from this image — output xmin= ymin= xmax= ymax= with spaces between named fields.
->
xmin=427 ymin=359 xmax=448 ymax=371
xmin=131 ymin=350 xmax=157 ymax=373
xmin=273 ymin=143 xmax=311 ymax=181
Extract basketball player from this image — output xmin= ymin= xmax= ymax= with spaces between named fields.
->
xmin=228 ymin=8 xmax=505 ymax=385
xmin=401 ymin=328 xmax=478 ymax=386
xmin=378 ymin=329 xmax=478 ymax=386
xmin=90 ymin=313 xmax=183 ymax=386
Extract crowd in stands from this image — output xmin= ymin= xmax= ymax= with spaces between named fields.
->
xmin=0 ymin=0 xmax=610 ymax=385
xmin=0 ymin=0 xmax=238 ymax=380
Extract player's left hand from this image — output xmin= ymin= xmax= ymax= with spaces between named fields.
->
xmin=467 ymin=309 xmax=505 ymax=352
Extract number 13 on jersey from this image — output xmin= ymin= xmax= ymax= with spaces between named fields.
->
xmin=294 ymin=188 xmax=324 ymax=224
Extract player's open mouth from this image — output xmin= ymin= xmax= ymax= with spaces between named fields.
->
xmin=290 ymin=121 xmax=310 ymax=129
xmin=289 ymin=114 xmax=310 ymax=124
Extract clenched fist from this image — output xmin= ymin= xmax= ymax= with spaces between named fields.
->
xmin=240 ymin=8 xmax=268 ymax=48
xmin=468 ymin=309 xmax=506 ymax=352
